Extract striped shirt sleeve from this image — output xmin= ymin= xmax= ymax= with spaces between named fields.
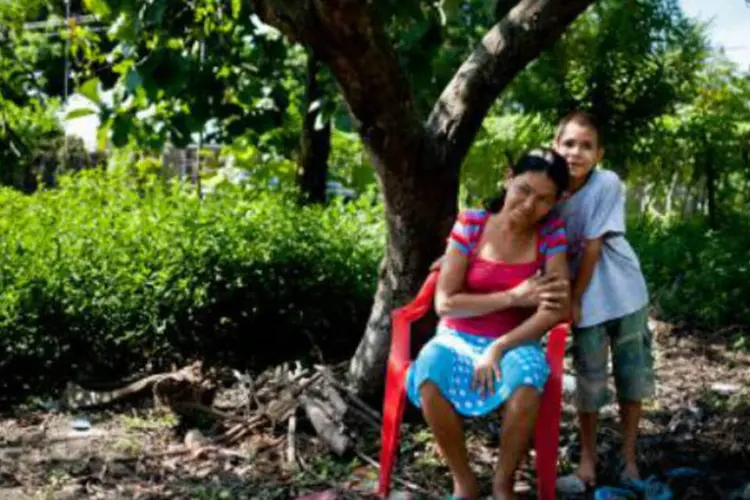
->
xmin=539 ymin=216 xmax=568 ymax=260
xmin=446 ymin=209 xmax=487 ymax=257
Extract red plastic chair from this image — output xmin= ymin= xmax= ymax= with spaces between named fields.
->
xmin=377 ymin=269 xmax=569 ymax=500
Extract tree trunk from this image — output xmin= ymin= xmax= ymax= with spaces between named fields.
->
xmin=253 ymin=0 xmax=596 ymax=398
xmin=298 ymin=53 xmax=331 ymax=205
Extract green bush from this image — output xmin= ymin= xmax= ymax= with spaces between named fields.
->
xmin=630 ymin=214 xmax=750 ymax=330
xmin=0 ymin=170 xmax=384 ymax=400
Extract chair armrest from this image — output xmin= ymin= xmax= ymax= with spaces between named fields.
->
xmin=545 ymin=323 xmax=569 ymax=375
xmin=397 ymin=269 xmax=440 ymax=321
xmin=389 ymin=270 xmax=440 ymax=364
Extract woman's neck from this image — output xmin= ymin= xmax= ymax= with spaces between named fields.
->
xmin=491 ymin=210 xmax=536 ymax=238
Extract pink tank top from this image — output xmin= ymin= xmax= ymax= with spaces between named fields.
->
xmin=441 ymin=219 xmax=543 ymax=338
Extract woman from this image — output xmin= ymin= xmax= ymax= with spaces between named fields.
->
xmin=407 ymin=148 xmax=571 ymax=500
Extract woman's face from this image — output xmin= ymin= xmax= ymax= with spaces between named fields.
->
xmin=503 ymin=171 xmax=558 ymax=227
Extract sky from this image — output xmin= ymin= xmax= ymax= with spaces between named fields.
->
xmin=679 ymin=0 xmax=750 ymax=69
xmin=63 ymin=1 xmax=750 ymax=151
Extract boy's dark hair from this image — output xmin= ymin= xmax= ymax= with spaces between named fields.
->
xmin=555 ymin=110 xmax=602 ymax=148
xmin=484 ymin=147 xmax=570 ymax=213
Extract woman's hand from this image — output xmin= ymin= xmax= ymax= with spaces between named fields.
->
xmin=472 ymin=343 xmax=503 ymax=397
xmin=429 ymin=256 xmax=444 ymax=272
xmin=509 ymin=271 xmax=569 ymax=310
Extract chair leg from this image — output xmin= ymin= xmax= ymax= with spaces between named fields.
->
xmin=534 ymin=405 xmax=561 ymax=500
xmin=535 ymin=325 xmax=567 ymax=500
xmin=378 ymin=360 xmax=409 ymax=498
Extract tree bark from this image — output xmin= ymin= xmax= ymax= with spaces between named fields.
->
xmin=298 ymin=53 xmax=331 ymax=205
xmin=253 ymin=0 xmax=596 ymax=398
xmin=494 ymin=0 xmax=522 ymax=21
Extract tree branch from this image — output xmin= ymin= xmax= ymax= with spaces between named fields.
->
xmin=493 ymin=0 xmax=522 ymax=21
xmin=251 ymin=0 xmax=423 ymax=175
xmin=426 ymin=0 xmax=596 ymax=170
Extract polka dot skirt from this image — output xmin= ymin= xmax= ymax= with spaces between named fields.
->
xmin=406 ymin=325 xmax=550 ymax=417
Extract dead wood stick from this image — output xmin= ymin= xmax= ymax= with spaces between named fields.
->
xmin=353 ymin=449 xmax=439 ymax=498
xmin=217 ymin=418 xmax=266 ymax=446
xmin=289 ymin=371 xmax=324 ymax=396
xmin=112 ymin=446 xmax=196 ymax=462
xmin=301 ymin=395 xmax=350 ymax=456
xmin=215 ymin=422 xmax=249 ymax=445
xmin=286 ymin=414 xmax=297 ymax=468
xmin=319 ymin=382 xmax=348 ymax=419
xmin=172 ymin=402 xmax=249 ymax=425
xmin=188 ymin=445 xmax=249 ymax=461
xmin=313 ymin=365 xmax=381 ymax=423
xmin=345 ymin=403 xmax=381 ymax=430
xmin=114 ymin=434 xmax=247 ymax=464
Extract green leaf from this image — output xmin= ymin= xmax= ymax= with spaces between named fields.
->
xmin=79 ymin=78 xmax=102 ymax=105
xmin=96 ymin=121 xmax=110 ymax=151
xmin=112 ymin=115 xmax=132 ymax=148
xmin=125 ymin=68 xmax=143 ymax=93
xmin=83 ymin=0 xmax=111 ymax=17
xmin=147 ymin=1 xmax=167 ymax=25
xmin=231 ymin=0 xmax=241 ymax=19
xmin=66 ymin=108 xmax=97 ymax=120
xmin=438 ymin=0 xmax=460 ymax=25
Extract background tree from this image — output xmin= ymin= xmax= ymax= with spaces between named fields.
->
xmin=505 ymin=0 xmax=707 ymax=177
xmin=248 ymin=0 xmax=596 ymax=395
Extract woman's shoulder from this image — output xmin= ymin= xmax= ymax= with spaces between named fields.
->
xmin=540 ymin=213 xmax=565 ymax=236
xmin=456 ymin=207 xmax=489 ymax=224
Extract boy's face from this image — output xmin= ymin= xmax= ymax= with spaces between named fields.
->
xmin=554 ymin=121 xmax=603 ymax=183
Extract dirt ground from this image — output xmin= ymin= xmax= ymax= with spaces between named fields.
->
xmin=1 ymin=318 xmax=748 ymax=499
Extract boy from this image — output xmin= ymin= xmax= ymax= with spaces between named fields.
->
xmin=553 ymin=111 xmax=655 ymax=491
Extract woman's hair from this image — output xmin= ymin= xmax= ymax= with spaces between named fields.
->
xmin=554 ymin=110 xmax=602 ymax=148
xmin=484 ymin=147 xmax=569 ymax=213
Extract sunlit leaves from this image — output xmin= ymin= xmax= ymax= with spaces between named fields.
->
xmin=74 ymin=0 xmax=291 ymax=150
xmin=79 ymin=77 xmax=102 ymax=104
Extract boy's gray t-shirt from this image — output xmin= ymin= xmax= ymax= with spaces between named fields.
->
xmin=556 ymin=168 xmax=649 ymax=328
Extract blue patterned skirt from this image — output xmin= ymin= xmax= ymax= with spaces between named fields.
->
xmin=406 ymin=325 xmax=550 ymax=417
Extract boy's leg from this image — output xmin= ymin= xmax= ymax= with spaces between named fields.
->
xmin=611 ymin=307 xmax=656 ymax=481
xmin=572 ymin=323 xmax=611 ymax=485
xmin=576 ymin=410 xmax=599 ymax=485
xmin=619 ymin=400 xmax=643 ymax=480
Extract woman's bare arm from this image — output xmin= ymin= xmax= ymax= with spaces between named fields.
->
xmin=434 ymin=245 xmax=516 ymax=318
xmin=488 ymin=251 xmax=571 ymax=353
xmin=434 ymin=246 xmax=569 ymax=318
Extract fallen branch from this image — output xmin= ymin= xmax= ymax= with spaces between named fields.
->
xmin=62 ymin=360 xmax=210 ymax=411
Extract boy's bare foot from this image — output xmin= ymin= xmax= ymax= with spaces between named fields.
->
xmin=491 ymin=478 xmax=516 ymax=500
xmin=621 ymin=462 xmax=641 ymax=482
xmin=576 ymin=455 xmax=597 ymax=486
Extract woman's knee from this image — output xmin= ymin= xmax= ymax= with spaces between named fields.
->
xmin=506 ymin=386 xmax=541 ymax=417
